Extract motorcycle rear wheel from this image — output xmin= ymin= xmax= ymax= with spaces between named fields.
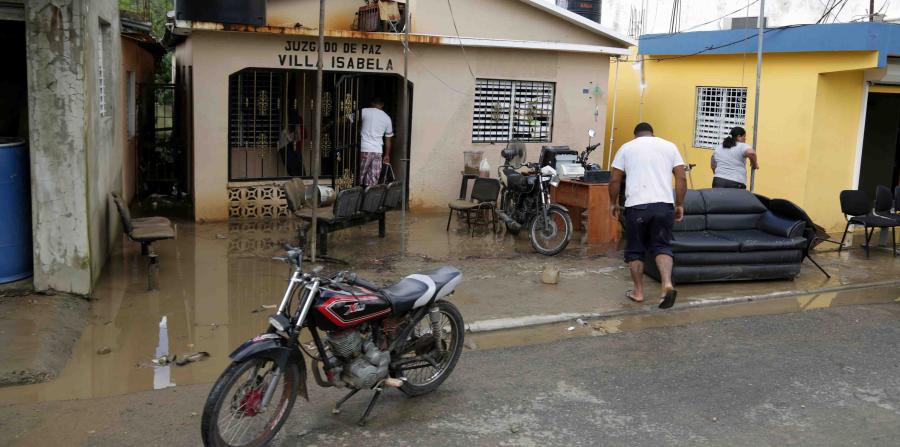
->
xmin=396 ymin=301 xmax=465 ymax=397
xmin=529 ymin=207 xmax=573 ymax=256
xmin=201 ymin=353 xmax=299 ymax=447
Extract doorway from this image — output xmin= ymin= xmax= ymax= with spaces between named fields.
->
xmin=0 ymin=20 xmax=27 ymax=140
xmin=227 ymin=69 xmax=412 ymax=188
xmin=858 ymin=92 xmax=900 ymax=196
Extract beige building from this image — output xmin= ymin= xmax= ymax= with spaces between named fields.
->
xmin=171 ymin=0 xmax=632 ymax=221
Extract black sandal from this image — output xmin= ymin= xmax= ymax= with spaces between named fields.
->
xmin=659 ymin=289 xmax=678 ymax=309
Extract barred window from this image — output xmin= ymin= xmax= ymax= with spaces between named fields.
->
xmin=228 ymin=69 xmax=286 ymax=180
xmin=694 ymin=86 xmax=747 ymax=149
xmin=473 ymin=79 xmax=555 ymax=143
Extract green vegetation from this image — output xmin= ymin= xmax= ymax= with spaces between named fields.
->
xmin=119 ymin=0 xmax=173 ymax=83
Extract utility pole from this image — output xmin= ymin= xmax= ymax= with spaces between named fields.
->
xmin=310 ymin=0 xmax=325 ymax=262
xmin=400 ymin=0 xmax=410 ymax=251
xmin=749 ymin=0 xmax=765 ymax=191
xmin=870 ymin=0 xmax=876 ymax=21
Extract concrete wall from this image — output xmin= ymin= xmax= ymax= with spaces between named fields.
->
xmin=178 ymin=30 xmax=611 ymax=221
xmin=24 ymin=0 xmax=123 ymax=294
xmin=267 ymin=0 xmax=619 ymax=47
xmin=605 ymin=49 xmax=879 ymax=232
xmin=119 ymin=38 xmax=157 ymax=203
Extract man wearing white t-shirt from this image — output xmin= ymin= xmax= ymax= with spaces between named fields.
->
xmin=358 ymin=97 xmax=394 ymax=186
xmin=609 ymin=122 xmax=687 ymax=309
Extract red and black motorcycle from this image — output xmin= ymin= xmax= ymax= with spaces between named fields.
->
xmin=201 ymin=246 xmax=465 ymax=447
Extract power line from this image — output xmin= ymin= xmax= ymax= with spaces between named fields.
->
xmin=625 ymin=24 xmax=811 ymax=63
xmin=446 ymin=0 xmax=475 ymax=78
xmin=642 ymin=0 xmax=761 ymax=40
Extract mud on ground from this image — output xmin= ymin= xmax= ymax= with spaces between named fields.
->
xmin=0 ymin=292 xmax=90 ymax=386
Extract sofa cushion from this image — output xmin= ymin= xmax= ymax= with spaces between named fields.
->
xmin=710 ymin=230 xmax=807 ymax=252
xmin=757 ymin=211 xmax=804 ymax=238
xmin=671 ymin=231 xmax=741 ymax=253
xmin=682 ymin=189 xmax=706 ymax=215
xmin=706 ymin=213 xmax=763 ymax=230
xmin=700 ymin=188 xmax=768 ymax=214
xmin=673 ymin=215 xmax=706 ymax=232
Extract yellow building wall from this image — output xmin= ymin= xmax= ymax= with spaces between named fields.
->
xmin=605 ymin=50 xmax=878 ymax=232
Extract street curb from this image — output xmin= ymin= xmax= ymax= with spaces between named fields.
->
xmin=464 ymin=279 xmax=900 ymax=333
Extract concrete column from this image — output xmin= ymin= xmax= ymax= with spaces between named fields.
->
xmin=24 ymin=0 xmax=92 ymax=294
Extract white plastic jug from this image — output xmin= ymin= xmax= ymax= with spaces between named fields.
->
xmin=479 ymin=158 xmax=491 ymax=178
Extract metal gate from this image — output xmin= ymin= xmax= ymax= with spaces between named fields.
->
xmin=332 ymin=74 xmax=361 ymax=189
xmin=138 ymin=83 xmax=183 ymax=198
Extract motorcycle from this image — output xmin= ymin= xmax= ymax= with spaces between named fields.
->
xmin=496 ymin=146 xmax=573 ymax=256
xmin=201 ymin=246 xmax=465 ymax=446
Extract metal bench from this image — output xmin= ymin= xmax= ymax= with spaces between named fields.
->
xmin=110 ymin=192 xmax=176 ymax=289
xmin=284 ymin=180 xmax=399 ymax=256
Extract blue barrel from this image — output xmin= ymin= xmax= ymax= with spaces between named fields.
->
xmin=0 ymin=138 xmax=32 ymax=283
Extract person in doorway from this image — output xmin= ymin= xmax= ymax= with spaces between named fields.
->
xmin=609 ymin=122 xmax=687 ymax=309
xmin=710 ymin=126 xmax=759 ymax=189
xmin=358 ymin=97 xmax=394 ymax=186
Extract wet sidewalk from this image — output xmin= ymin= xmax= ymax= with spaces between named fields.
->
xmin=0 ymin=211 xmax=897 ymax=404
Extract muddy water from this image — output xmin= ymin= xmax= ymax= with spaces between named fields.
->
xmin=470 ymin=285 xmax=900 ymax=351
xmin=0 ymin=212 xmax=896 ymax=404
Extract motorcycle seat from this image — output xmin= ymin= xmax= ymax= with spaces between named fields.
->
xmin=380 ymin=267 xmax=462 ymax=316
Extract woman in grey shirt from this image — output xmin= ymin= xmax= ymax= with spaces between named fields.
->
xmin=710 ymin=126 xmax=759 ymax=189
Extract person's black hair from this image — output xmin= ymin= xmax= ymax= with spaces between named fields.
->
xmin=371 ymin=97 xmax=385 ymax=106
xmin=633 ymin=122 xmax=653 ymax=136
xmin=723 ymin=126 xmax=746 ymax=149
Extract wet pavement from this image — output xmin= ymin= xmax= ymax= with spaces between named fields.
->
xmin=0 ymin=212 xmax=897 ymax=404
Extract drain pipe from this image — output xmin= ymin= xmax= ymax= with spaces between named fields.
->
xmin=310 ymin=0 xmax=325 ymax=262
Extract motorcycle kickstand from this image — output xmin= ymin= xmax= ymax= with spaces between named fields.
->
xmin=358 ymin=385 xmax=384 ymax=427
xmin=332 ymin=388 xmax=360 ymax=415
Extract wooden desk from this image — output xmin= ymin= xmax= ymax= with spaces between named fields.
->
xmin=551 ymin=179 xmax=620 ymax=244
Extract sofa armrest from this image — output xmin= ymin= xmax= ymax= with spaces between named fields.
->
xmin=757 ymin=211 xmax=804 ymax=238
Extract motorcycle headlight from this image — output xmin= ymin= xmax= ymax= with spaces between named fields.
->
xmin=550 ymin=174 xmax=560 ymax=187
xmin=268 ymin=314 xmax=290 ymax=332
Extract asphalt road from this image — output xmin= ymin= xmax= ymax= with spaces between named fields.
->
xmin=3 ymin=303 xmax=900 ymax=446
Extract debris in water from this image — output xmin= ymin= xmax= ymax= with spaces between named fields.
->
xmin=190 ymin=412 xmax=198 ymax=417
xmin=152 ymin=354 xmax=174 ymax=366
xmin=261 ymin=304 xmax=277 ymax=309
xmin=541 ymin=265 xmax=560 ymax=284
xmin=711 ymin=416 xmax=718 ymax=422
xmin=567 ymin=326 xmax=575 ymax=332
xmin=576 ymin=318 xmax=587 ymax=326
xmin=216 ymin=233 xmax=227 ymax=240
xmin=96 ymin=346 xmax=112 ymax=355
xmin=464 ymin=339 xmax=478 ymax=350
xmin=175 ymin=351 xmax=210 ymax=366
xmin=509 ymin=423 xmax=522 ymax=434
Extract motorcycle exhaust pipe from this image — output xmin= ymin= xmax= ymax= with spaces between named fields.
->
xmin=496 ymin=210 xmax=522 ymax=232
xmin=383 ymin=378 xmax=405 ymax=388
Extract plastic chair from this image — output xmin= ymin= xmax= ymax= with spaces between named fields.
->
xmin=838 ymin=189 xmax=897 ymax=258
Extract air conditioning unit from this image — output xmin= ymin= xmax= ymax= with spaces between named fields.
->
xmin=729 ymin=16 xmax=766 ymax=29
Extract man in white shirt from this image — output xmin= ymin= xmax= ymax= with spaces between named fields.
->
xmin=358 ymin=97 xmax=394 ymax=186
xmin=609 ymin=122 xmax=687 ymax=309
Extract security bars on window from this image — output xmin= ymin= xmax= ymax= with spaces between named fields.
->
xmin=228 ymin=69 xmax=285 ymax=179
xmin=694 ymin=86 xmax=747 ymax=149
xmin=473 ymin=79 xmax=555 ymax=143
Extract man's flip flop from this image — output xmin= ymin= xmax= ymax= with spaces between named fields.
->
xmin=625 ymin=290 xmax=643 ymax=303
xmin=659 ymin=289 xmax=678 ymax=309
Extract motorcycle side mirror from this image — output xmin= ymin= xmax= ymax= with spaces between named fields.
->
xmin=588 ymin=129 xmax=596 ymax=138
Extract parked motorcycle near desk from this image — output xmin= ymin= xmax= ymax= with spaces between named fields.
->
xmin=496 ymin=145 xmax=573 ymax=256
xmin=201 ymin=246 xmax=465 ymax=447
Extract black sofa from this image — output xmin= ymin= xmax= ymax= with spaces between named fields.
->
xmin=645 ymin=188 xmax=809 ymax=283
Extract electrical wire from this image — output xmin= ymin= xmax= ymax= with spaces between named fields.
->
xmin=624 ymin=24 xmax=812 ymax=63
xmin=387 ymin=20 xmax=471 ymax=96
xmin=642 ymin=0 xmax=761 ymax=40
xmin=446 ymin=0 xmax=476 ymax=78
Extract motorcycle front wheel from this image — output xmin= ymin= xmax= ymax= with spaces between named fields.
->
xmin=201 ymin=353 xmax=299 ymax=447
xmin=529 ymin=207 xmax=573 ymax=256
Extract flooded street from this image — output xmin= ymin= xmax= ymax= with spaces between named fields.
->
xmin=0 ymin=212 xmax=898 ymax=406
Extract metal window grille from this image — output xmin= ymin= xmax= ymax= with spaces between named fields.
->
xmin=228 ymin=69 xmax=285 ymax=180
xmin=473 ymin=78 xmax=554 ymax=143
xmin=694 ymin=86 xmax=747 ymax=149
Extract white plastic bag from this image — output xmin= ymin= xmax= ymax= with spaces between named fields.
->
xmin=479 ymin=158 xmax=491 ymax=177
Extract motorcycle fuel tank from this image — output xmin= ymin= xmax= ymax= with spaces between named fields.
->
xmin=312 ymin=286 xmax=392 ymax=330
